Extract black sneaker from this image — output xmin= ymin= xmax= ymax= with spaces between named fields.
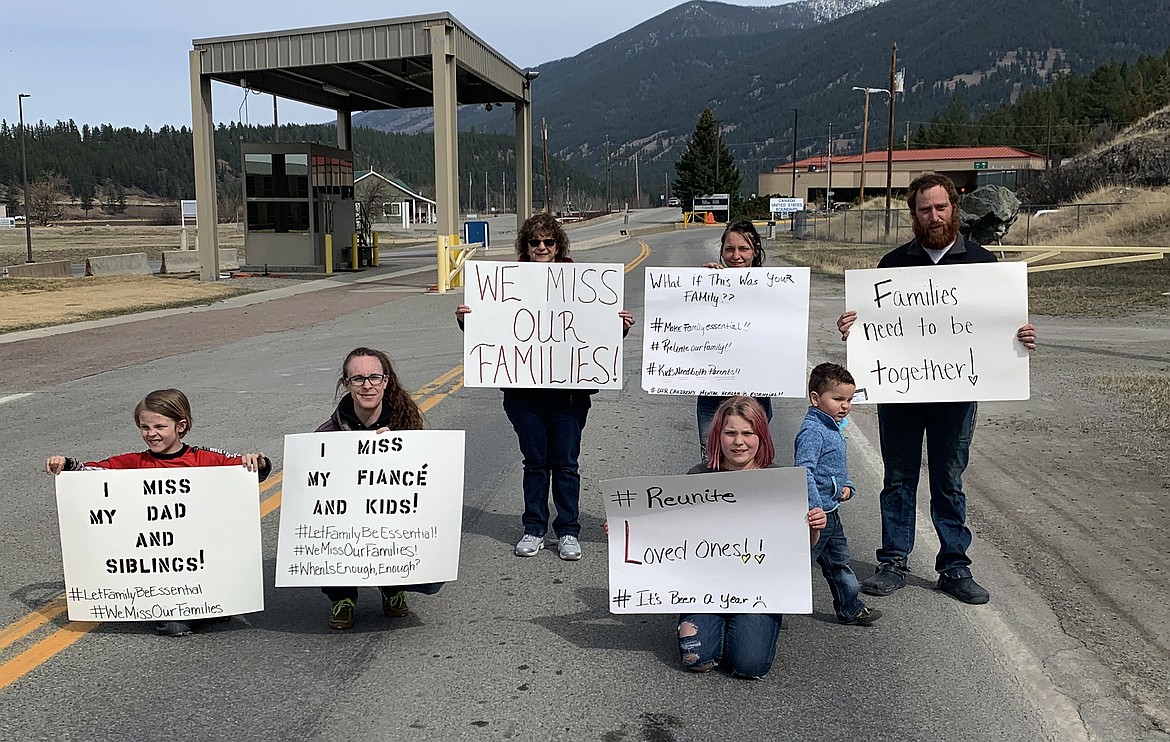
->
xmin=156 ymin=621 xmax=193 ymax=637
xmin=860 ymin=562 xmax=907 ymax=596
xmin=329 ymin=598 xmax=356 ymax=630
xmin=937 ymin=570 xmax=990 ymax=604
xmin=840 ymin=606 xmax=883 ymax=626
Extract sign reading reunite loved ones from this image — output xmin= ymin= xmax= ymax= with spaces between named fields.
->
xmin=276 ymin=430 xmax=465 ymax=587
xmin=641 ymin=267 xmax=810 ymax=396
xmin=602 ymin=468 xmax=812 ymax=614
xmin=845 ymin=262 xmax=1030 ymax=403
xmin=463 ymin=261 xmax=625 ymax=390
xmin=54 ymin=467 xmax=263 ymax=622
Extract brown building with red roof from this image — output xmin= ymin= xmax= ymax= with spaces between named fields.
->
xmin=761 ymin=146 xmax=1046 ymax=208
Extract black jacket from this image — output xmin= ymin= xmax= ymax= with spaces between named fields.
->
xmin=877 ymin=233 xmax=997 ymax=269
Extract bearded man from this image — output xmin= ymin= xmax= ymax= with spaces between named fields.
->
xmin=836 ymin=173 xmax=1037 ymax=605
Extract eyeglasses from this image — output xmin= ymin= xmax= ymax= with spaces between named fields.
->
xmin=345 ymin=374 xmax=386 ymax=387
xmin=526 ymin=238 xmax=557 ymax=248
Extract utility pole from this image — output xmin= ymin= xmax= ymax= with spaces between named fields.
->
xmin=502 ymin=171 xmax=506 ymax=212
xmin=634 ymin=152 xmax=641 ymax=209
xmin=541 ymin=117 xmax=551 ymax=213
xmin=884 ymin=42 xmax=898 ymax=236
xmin=605 ymin=136 xmax=611 ymax=213
xmin=826 ymin=122 xmax=833 ymax=211
xmin=273 ymin=94 xmax=279 ymax=142
xmin=484 ymin=170 xmax=488 ymax=213
xmin=790 ymin=108 xmax=799 ymax=198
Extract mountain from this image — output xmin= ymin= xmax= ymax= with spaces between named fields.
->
xmin=364 ymin=0 xmax=1170 ymax=197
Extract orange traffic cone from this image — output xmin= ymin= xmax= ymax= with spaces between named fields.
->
xmin=704 ymin=211 xmax=716 ymax=225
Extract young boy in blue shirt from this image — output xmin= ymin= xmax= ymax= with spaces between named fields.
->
xmin=795 ymin=363 xmax=882 ymax=626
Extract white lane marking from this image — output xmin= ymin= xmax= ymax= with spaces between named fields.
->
xmin=0 ymin=393 xmax=32 ymax=405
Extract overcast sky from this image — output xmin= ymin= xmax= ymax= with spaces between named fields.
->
xmin=3 ymin=1 xmax=792 ymax=130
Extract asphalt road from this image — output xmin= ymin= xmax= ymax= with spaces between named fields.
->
xmin=0 ymin=221 xmax=1165 ymax=741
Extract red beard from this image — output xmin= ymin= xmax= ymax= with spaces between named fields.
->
xmin=913 ymin=211 xmax=960 ymax=250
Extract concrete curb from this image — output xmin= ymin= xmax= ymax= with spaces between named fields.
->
xmin=85 ymin=252 xmax=151 ymax=277
xmin=4 ymin=260 xmax=72 ymax=278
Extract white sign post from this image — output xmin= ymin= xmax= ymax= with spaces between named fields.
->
xmin=602 ymin=468 xmax=812 ymax=614
xmin=276 ymin=430 xmax=465 ymax=587
xmin=641 ymin=267 xmax=810 ymax=396
xmin=463 ymin=261 xmax=625 ymax=389
xmin=54 ymin=467 xmax=264 ymax=622
xmin=844 ymin=262 xmax=1030 ymax=403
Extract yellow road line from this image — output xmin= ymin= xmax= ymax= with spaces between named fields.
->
xmin=0 ymin=623 xmax=99 ymax=692
xmin=627 ymin=241 xmax=651 ymax=273
xmin=0 ymin=597 xmax=67 ymax=654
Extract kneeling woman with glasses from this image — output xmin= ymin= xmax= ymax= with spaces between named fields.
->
xmin=315 ymin=346 xmax=443 ymax=630
xmin=456 ymin=213 xmax=634 ymax=561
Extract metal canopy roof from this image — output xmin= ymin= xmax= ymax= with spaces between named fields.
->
xmin=192 ymin=12 xmax=528 ymax=112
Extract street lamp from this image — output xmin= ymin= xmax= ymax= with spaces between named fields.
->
xmin=790 ymin=108 xmax=799 ymax=198
xmin=851 ymin=86 xmax=891 ymax=207
xmin=18 ymin=93 xmax=32 ymax=263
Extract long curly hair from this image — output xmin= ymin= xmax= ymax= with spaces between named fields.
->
xmin=335 ymin=347 xmax=423 ymax=430
xmin=515 ymin=212 xmax=570 ymax=261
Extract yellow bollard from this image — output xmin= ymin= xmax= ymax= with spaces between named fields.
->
xmin=351 ymin=234 xmax=359 ymax=270
xmin=451 ymin=247 xmax=465 ymax=289
xmin=372 ymin=232 xmax=380 ymax=267
xmin=325 ymin=234 xmax=333 ymax=275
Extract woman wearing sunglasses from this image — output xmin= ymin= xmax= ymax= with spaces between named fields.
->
xmin=456 ymin=213 xmax=635 ymax=561
xmin=314 ymin=346 xmax=444 ymax=630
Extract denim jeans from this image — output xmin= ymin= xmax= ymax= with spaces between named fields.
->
xmin=876 ymin=401 xmax=977 ymax=574
xmin=322 ymin=582 xmax=444 ymax=603
xmin=677 ymin=612 xmax=782 ymax=679
xmin=696 ymin=395 xmax=773 ymax=460
xmin=810 ymin=511 xmax=864 ymax=621
xmin=502 ymin=389 xmax=591 ymax=538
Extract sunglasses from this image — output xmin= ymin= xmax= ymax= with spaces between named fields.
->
xmin=526 ymin=238 xmax=557 ymax=248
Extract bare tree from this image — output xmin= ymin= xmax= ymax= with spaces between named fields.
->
xmin=28 ymin=172 xmax=69 ymax=226
xmin=356 ymin=176 xmax=391 ymax=244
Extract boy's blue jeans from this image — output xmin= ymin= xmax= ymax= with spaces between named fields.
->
xmin=677 ymin=612 xmax=782 ymax=679
xmin=696 ymin=395 xmax=773 ymax=460
xmin=876 ymin=401 xmax=977 ymax=575
xmin=810 ymin=510 xmax=865 ymax=621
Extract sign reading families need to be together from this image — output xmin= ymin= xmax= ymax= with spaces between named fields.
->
xmin=845 ymin=262 xmax=1030 ymax=403
xmin=54 ymin=467 xmax=264 ymax=622
xmin=641 ymin=267 xmax=811 ymax=397
xmin=463 ymin=261 xmax=626 ymax=390
xmin=602 ymin=468 xmax=812 ymax=614
xmin=276 ymin=430 xmax=465 ymax=587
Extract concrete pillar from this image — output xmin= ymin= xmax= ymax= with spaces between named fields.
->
xmin=189 ymin=49 xmax=219 ymax=281
xmin=515 ymin=100 xmax=533 ymax=227
xmin=429 ymin=21 xmax=459 ymax=242
xmin=337 ymin=112 xmax=353 ymax=151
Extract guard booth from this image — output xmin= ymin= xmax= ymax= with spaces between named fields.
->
xmin=241 ymin=142 xmax=357 ymax=273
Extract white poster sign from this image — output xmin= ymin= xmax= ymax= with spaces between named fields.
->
xmin=603 ymin=468 xmax=812 ymax=614
xmin=276 ymin=430 xmax=465 ymax=587
xmin=54 ymin=467 xmax=263 ymax=622
xmin=641 ymin=267 xmax=810 ymax=396
xmin=463 ymin=261 xmax=626 ymax=390
xmin=844 ymin=262 xmax=1030 ymax=403
xmin=769 ymin=197 xmax=804 ymax=214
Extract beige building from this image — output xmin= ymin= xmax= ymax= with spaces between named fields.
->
xmin=761 ymin=146 xmax=1047 ymax=207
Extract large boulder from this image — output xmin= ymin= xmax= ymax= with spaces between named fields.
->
xmin=959 ymin=185 xmax=1021 ymax=245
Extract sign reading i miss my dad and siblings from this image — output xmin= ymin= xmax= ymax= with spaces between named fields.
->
xmin=276 ymin=430 xmax=465 ymax=587
xmin=54 ymin=467 xmax=263 ymax=622
xmin=463 ymin=261 xmax=625 ymax=389
xmin=641 ymin=267 xmax=811 ymax=396
xmin=602 ymin=468 xmax=812 ymax=614
xmin=844 ymin=262 xmax=1030 ymax=403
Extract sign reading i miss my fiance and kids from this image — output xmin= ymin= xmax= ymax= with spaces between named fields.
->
xmin=641 ymin=267 xmax=810 ymax=397
xmin=602 ymin=468 xmax=812 ymax=615
xmin=844 ymin=262 xmax=1030 ymax=403
xmin=463 ymin=261 xmax=625 ymax=390
xmin=54 ymin=467 xmax=264 ymax=622
xmin=276 ymin=430 xmax=465 ymax=587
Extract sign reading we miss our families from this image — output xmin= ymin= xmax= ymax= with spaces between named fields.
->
xmin=54 ymin=467 xmax=263 ymax=622
xmin=845 ymin=262 xmax=1030 ymax=403
xmin=463 ymin=261 xmax=625 ymax=389
xmin=276 ymin=430 xmax=465 ymax=587
xmin=602 ymin=468 xmax=812 ymax=614
xmin=641 ymin=267 xmax=810 ymax=397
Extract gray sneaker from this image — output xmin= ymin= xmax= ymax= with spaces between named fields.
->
xmin=514 ymin=533 xmax=545 ymax=557
xmin=557 ymin=535 xmax=582 ymax=561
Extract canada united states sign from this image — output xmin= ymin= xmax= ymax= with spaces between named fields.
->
xmin=845 ymin=262 xmax=1030 ymax=403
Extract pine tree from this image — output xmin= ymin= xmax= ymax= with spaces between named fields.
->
xmin=672 ymin=109 xmax=741 ymax=211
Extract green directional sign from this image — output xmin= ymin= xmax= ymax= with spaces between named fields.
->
xmin=973 ymin=161 xmax=989 ymax=169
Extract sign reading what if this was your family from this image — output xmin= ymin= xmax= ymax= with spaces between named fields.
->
xmin=276 ymin=430 xmax=465 ymax=587
xmin=54 ymin=466 xmax=264 ymax=622
xmin=641 ymin=267 xmax=810 ymax=397
xmin=463 ymin=261 xmax=625 ymax=390
xmin=602 ymin=467 xmax=812 ymax=614
xmin=844 ymin=262 xmax=1030 ymax=403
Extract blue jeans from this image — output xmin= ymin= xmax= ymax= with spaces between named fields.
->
xmin=810 ymin=511 xmax=864 ymax=621
xmin=677 ymin=612 xmax=782 ymax=679
xmin=876 ymin=401 xmax=977 ymax=574
xmin=696 ymin=395 xmax=773 ymax=460
xmin=322 ymin=582 xmax=444 ymax=603
xmin=502 ymin=389 xmax=591 ymax=538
